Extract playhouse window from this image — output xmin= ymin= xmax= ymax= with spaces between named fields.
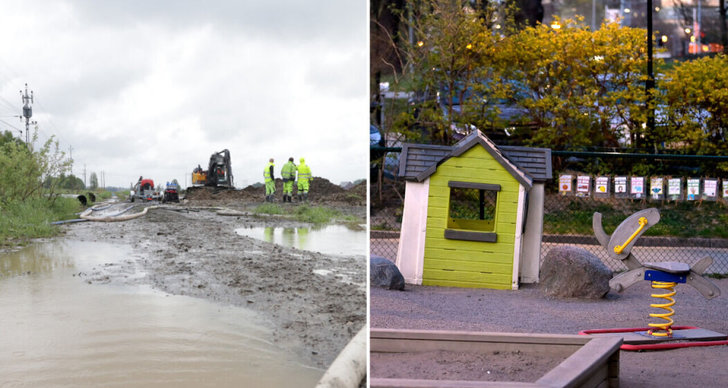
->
xmin=446 ymin=181 xmax=499 ymax=242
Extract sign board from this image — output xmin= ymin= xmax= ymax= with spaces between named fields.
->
xmin=630 ymin=176 xmax=645 ymax=199
xmin=595 ymin=176 xmax=610 ymax=198
xmin=650 ymin=177 xmax=664 ymax=200
xmin=723 ymin=179 xmax=728 ymax=199
xmin=614 ymin=176 xmax=628 ymax=198
xmin=667 ymin=177 xmax=682 ymax=201
xmin=687 ymin=178 xmax=700 ymax=200
xmin=703 ymin=179 xmax=718 ymax=201
xmin=559 ymin=174 xmax=573 ymax=195
xmin=576 ymin=175 xmax=591 ymax=197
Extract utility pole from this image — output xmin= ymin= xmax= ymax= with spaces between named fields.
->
xmin=83 ymin=164 xmax=87 ymax=189
xmin=20 ymin=83 xmax=34 ymax=145
xmin=646 ymin=0 xmax=655 ymax=148
xmin=721 ymin=0 xmax=727 ymax=54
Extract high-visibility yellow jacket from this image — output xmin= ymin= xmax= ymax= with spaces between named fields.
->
xmin=263 ymin=162 xmax=274 ymax=182
xmin=297 ymin=162 xmax=311 ymax=182
xmin=281 ymin=161 xmax=296 ymax=181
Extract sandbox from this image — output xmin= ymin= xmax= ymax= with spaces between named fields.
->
xmin=370 ymin=328 xmax=622 ymax=388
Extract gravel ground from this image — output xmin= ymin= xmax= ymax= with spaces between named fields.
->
xmin=371 ymin=279 xmax=728 ymax=387
xmin=61 ymin=198 xmax=366 ymax=370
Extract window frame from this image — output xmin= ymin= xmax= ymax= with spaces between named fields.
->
xmin=445 ymin=181 xmax=500 ymax=243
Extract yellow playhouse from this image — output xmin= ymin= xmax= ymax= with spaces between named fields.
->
xmin=396 ymin=130 xmax=551 ymax=290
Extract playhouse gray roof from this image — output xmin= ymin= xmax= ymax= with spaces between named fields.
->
xmin=398 ymin=131 xmax=552 ymax=186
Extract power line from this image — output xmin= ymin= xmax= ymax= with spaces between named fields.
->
xmin=0 ymin=118 xmax=23 ymax=137
xmin=33 ymin=97 xmax=71 ymax=147
xmin=0 ymin=96 xmax=18 ymax=112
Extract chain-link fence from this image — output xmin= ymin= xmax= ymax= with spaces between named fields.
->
xmin=370 ymin=151 xmax=728 ymax=275
xmin=370 ymin=149 xmax=404 ymax=260
xmin=541 ymin=194 xmax=728 ymax=274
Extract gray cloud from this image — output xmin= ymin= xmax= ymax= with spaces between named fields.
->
xmin=0 ymin=0 xmax=367 ymax=187
xmin=67 ymin=0 xmax=365 ymax=45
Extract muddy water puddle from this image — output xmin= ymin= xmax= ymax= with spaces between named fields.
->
xmin=0 ymin=241 xmax=322 ymax=387
xmin=235 ymin=224 xmax=366 ymax=257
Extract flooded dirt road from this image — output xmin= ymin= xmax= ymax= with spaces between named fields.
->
xmin=2 ymin=192 xmax=366 ymax=386
xmin=0 ymin=241 xmax=322 ymax=387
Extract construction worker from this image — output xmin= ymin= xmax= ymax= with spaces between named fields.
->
xmin=264 ymin=158 xmax=275 ymax=202
xmin=297 ymin=157 xmax=312 ymax=201
xmin=281 ymin=157 xmax=297 ymax=202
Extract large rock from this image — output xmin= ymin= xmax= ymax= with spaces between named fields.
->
xmin=540 ymin=246 xmax=611 ymax=299
xmin=370 ymin=256 xmax=405 ymax=291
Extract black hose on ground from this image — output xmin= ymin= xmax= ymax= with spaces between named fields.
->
xmin=51 ymin=219 xmax=89 ymax=225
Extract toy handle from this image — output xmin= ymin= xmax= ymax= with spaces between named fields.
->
xmin=613 ymin=217 xmax=648 ymax=254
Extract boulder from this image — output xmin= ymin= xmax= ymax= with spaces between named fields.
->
xmin=540 ymin=246 xmax=611 ymax=299
xmin=370 ymin=256 xmax=405 ymax=290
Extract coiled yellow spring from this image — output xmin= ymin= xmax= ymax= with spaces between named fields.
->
xmin=647 ymin=281 xmax=677 ymax=337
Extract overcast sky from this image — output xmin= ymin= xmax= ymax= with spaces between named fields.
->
xmin=0 ymin=0 xmax=368 ymax=189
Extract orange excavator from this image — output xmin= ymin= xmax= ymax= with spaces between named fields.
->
xmin=192 ymin=149 xmax=233 ymax=188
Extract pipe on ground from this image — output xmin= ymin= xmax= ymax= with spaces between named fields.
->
xmin=80 ymin=206 xmax=157 ymax=222
xmin=315 ymin=326 xmax=367 ymax=388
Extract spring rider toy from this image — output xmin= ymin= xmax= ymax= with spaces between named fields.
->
xmin=581 ymin=208 xmax=728 ymax=350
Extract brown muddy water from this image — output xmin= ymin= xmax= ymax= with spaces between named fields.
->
xmin=235 ymin=224 xmax=367 ymax=257
xmin=0 ymin=240 xmax=323 ymax=387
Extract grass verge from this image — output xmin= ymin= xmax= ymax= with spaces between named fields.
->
xmin=0 ymin=197 xmax=82 ymax=247
xmin=254 ymin=203 xmax=286 ymax=215
xmin=254 ymin=204 xmax=360 ymax=225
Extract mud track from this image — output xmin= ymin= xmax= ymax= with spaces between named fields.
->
xmin=63 ymin=198 xmax=366 ymax=370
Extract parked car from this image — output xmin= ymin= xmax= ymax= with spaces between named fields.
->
xmin=370 ymin=125 xmax=399 ymax=180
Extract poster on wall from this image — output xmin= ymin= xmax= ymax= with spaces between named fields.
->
xmin=630 ymin=176 xmax=645 ymax=199
xmin=559 ymin=174 xmax=573 ymax=195
xmin=667 ymin=177 xmax=682 ymax=201
xmin=703 ymin=179 xmax=718 ymax=201
xmin=614 ymin=176 xmax=628 ymax=198
xmin=595 ymin=176 xmax=610 ymax=198
xmin=650 ymin=177 xmax=664 ymax=200
xmin=576 ymin=175 xmax=591 ymax=197
xmin=723 ymin=179 xmax=728 ymax=199
xmin=687 ymin=178 xmax=701 ymax=200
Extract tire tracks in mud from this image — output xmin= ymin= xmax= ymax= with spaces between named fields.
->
xmin=63 ymin=204 xmax=366 ymax=369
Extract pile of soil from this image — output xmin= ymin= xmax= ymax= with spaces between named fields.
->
xmin=185 ymin=177 xmax=361 ymax=205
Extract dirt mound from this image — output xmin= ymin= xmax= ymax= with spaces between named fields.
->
xmin=184 ymin=186 xmax=257 ymax=201
xmin=308 ymin=177 xmax=346 ymax=197
xmin=328 ymin=180 xmax=366 ymax=205
xmin=185 ymin=177 xmax=357 ymax=204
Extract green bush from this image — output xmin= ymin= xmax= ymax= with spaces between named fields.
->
xmin=0 ymin=129 xmax=74 ymax=246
